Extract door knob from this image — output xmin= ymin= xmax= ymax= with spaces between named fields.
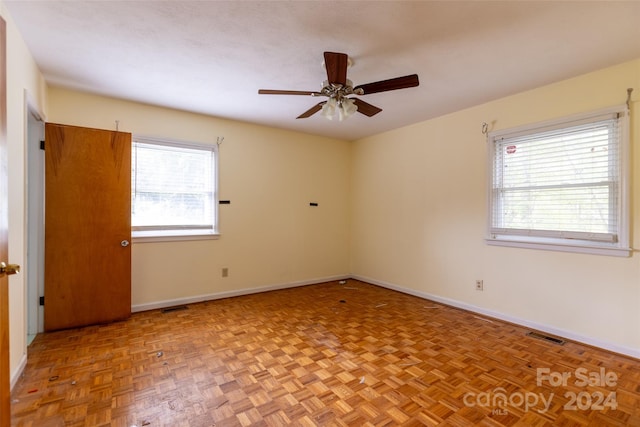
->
xmin=121 ymin=240 xmax=130 ymax=247
xmin=0 ymin=261 xmax=20 ymax=277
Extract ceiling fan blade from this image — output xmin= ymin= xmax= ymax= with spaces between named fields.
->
xmin=324 ymin=52 xmax=348 ymax=86
xmin=354 ymin=74 xmax=419 ymax=95
xmin=352 ymin=98 xmax=382 ymax=117
xmin=297 ymin=102 xmax=325 ymax=119
xmin=259 ymin=89 xmax=322 ymax=96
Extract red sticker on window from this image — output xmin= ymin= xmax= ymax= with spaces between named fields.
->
xmin=506 ymin=145 xmax=516 ymax=154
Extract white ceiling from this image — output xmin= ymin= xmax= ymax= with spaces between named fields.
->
xmin=5 ymin=1 xmax=640 ymax=141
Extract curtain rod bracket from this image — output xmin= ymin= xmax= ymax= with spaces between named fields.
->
xmin=626 ymin=88 xmax=633 ymax=110
xmin=481 ymin=122 xmax=488 ymax=136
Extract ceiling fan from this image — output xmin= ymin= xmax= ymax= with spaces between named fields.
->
xmin=258 ymin=52 xmax=419 ymax=121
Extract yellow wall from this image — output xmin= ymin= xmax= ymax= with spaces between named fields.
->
xmin=1 ymin=2 xmax=48 ymax=386
xmin=47 ymin=88 xmax=351 ymax=308
xmin=351 ymin=59 xmax=640 ymax=356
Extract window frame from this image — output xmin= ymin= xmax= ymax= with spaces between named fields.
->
xmin=486 ymin=105 xmax=630 ymax=257
xmin=131 ymin=135 xmax=219 ymax=243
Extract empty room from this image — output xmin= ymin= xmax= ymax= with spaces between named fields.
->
xmin=1 ymin=1 xmax=640 ymax=426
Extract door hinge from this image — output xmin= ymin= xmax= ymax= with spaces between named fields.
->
xmin=40 ymin=140 xmax=45 ymax=150
xmin=39 ymin=296 xmax=44 ymax=306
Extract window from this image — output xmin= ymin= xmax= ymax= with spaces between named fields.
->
xmin=131 ymin=136 xmax=218 ymax=241
xmin=487 ymin=106 xmax=629 ymax=256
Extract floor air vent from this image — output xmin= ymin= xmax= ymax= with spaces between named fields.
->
xmin=161 ymin=305 xmax=188 ymax=313
xmin=526 ymin=331 xmax=565 ymax=345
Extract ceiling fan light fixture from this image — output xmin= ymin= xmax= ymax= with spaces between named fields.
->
xmin=338 ymin=97 xmax=357 ymax=121
xmin=321 ymin=97 xmax=337 ymax=120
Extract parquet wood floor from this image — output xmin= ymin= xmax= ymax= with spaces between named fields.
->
xmin=10 ymin=280 xmax=640 ymax=426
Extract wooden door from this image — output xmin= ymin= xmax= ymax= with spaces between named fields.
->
xmin=44 ymin=123 xmax=131 ymax=331
xmin=0 ymin=15 xmax=10 ymax=426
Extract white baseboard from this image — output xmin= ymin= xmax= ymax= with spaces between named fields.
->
xmin=131 ymin=274 xmax=350 ymax=313
xmin=11 ymin=353 xmax=27 ymax=391
xmin=130 ymin=272 xmax=639 ymax=359
xmin=352 ymin=274 xmax=640 ymax=360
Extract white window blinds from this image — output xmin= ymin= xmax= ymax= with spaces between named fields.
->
xmin=488 ymin=107 xmax=629 ymax=255
xmin=132 ymin=138 xmax=217 ymax=235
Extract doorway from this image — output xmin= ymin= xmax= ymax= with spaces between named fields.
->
xmin=26 ymin=99 xmax=44 ymax=343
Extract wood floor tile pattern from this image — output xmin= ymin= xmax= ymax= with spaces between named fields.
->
xmin=10 ymin=280 xmax=640 ymax=426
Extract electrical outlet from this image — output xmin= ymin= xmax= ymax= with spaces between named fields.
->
xmin=222 ymin=268 xmax=229 ymax=278
xmin=475 ymin=279 xmax=483 ymax=291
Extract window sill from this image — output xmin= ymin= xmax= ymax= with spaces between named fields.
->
xmin=132 ymin=230 xmax=220 ymax=243
xmin=486 ymin=237 xmax=631 ymax=257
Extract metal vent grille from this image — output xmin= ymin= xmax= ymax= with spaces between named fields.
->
xmin=161 ymin=305 xmax=188 ymax=313
xmin=526 ymin=331 xmax=565 ymax=345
